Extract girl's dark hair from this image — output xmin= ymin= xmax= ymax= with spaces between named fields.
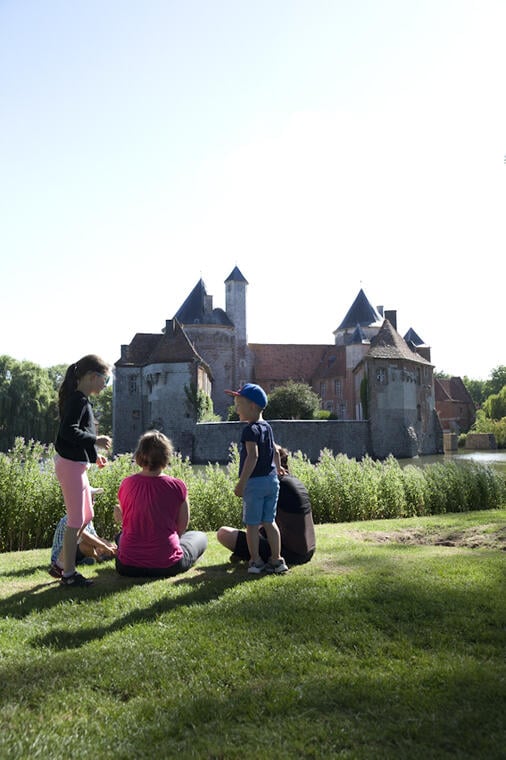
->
xmin=58 ymin=354 xmax=109 ymax=417
xmin=135 ymin=430 xmax=173 ymax=471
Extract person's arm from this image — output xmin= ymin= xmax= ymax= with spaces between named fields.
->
xmin=273 ymin=445 xmax=286 ymax=475
xmin=234 ymin=441 xmax=258 ymax=497
xmin=80 ymin=527 xmax=116 ymax=552
xmin=176 ymin=498 xmax=190 ymax=536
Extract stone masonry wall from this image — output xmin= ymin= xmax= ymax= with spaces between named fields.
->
xmin=192 ymin=420 xmax=370 ymax=464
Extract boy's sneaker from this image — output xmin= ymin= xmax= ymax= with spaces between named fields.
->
xmin=48 ymin=562 xmax=63 ymax=579
xmin=247 ymin=559 xmax=266 ymax=574
xmin=60 ymin=571 xmax=93 ymax=587
xmin=265 ymin=557 xmax=289 ymax=574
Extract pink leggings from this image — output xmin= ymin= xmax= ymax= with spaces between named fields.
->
xmin=54 ymin=455 xmax=94 ymax=529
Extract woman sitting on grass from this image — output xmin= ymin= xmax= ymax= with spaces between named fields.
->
xmin=115 ymin=430 xmax=207 ymax=578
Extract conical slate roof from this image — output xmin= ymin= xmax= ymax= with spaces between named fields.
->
xmin=174 ymin=279 xmax=233 ymax=326
xmin=349 ymin=323 xmax=369 ymax=344
xmin=366 ymin=320 xmax=431 ymax=364
xmin=403 ymin=327 xmax=425 ymax=346
xmin=336 ymin=289 xmax=382 ymax=330
xmin=225 ymin=266 xmax=248 ymax=283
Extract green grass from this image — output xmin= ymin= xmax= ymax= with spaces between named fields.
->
xmin=1 ymin=510 xmax=505 ymax=759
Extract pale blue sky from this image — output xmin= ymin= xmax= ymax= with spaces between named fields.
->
xmin=1 ymin=0 xmax=504 ymax=379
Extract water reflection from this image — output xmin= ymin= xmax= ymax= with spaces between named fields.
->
xmin=399 ymin=450 xmax=506 ymax=477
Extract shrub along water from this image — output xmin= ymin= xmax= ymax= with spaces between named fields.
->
xmin=0 ymin=439 xmax=505 ymax=552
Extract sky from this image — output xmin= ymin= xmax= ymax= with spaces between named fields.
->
xmin=1 ymin=1 xmax=504 ymax=381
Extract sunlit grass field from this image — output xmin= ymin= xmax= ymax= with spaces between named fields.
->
xmin=1 ymin=509 xmax=505 ymax=759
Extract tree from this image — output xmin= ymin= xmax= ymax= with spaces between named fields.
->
xmin=0 ymin=356 xmax=58 ymax=450
xmin=91 ymin=384 xmax=113 ymax=437
xmin=463 ymin=365 xmax=506 ymax=407
xmin=264 ymin=381 xmax=321 ymax=420
xmin=184 ymin=383 xmax=219 ymax=422
xmin=482 ymin=386 xmax=506 ymax=421
xmin=462 ymin=376 xmax=487 ymax=407
xmin=484 ymin=365 xmax=506 ymax=398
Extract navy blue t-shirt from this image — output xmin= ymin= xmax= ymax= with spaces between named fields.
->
xmin=239 ymin=420 xmax=276 ymax=478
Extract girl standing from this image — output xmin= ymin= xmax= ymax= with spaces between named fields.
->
xmin=54 ymin=354 xmax=112 ymax=586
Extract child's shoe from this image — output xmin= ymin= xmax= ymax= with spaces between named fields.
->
xmin=265 ymin=557 xmax=289 ymax=574
xmin=247 ymin=559 xmax=266 ymax=574
xmin=60 ymin=571 xmax=93 ymax=587
xmin=48 ymin=562 xmax=63 ymax=579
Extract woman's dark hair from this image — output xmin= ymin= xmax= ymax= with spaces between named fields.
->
xmin=135 ymin=430 xmax=173 ymax=471
xmin=58 ymin=354 xmax=109 ymax=417
xmin=278 ymin=446 xmax=289 ymax=470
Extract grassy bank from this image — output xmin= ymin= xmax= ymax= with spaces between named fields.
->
xmin=1 ymin=510 xmax=505 ymax=759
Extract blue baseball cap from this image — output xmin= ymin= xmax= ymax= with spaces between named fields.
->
xmin=225 ymin=383 xmax=268 ymax=409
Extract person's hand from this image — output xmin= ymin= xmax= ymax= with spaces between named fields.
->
xmin=96 ymin=454 xmax=108 ymax=469
xmin=113 ymin=504 xmax=122 ymax=523
xmin=234 ymin=482 xmax=244 ymax=498
xmin=96 ymin=435 xmax=112 ymax=450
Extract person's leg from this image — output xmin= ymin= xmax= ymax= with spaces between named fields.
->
xmin=54 ymin=456 xmax=93 ymax=584
xmin=177 ymin=531 xmax=208 ymax=572
xmin=216 ymin=526 xmax=240 ymax=552
xmin=246 ymin=524 xmax=261 ymax=565
xmin=62 ymin=525 xmax=79 ymax=574
xmin=262 ymin=521 xmax=282 ymax=562
xmin=260 ymin=473 xmax=281 ymax=561
xmin=243 ymin=477 xmax=266 ymax=570
xmin=262 ymin=475 xmax=288 ymax=573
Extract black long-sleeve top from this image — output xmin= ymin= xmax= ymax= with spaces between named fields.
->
xmin=55 ymin=390 xmax=98 ymax=463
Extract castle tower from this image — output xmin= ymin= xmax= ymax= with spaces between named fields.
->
xmin=225 ymin=266 xmax=248 ymax=346
xmin=225 ymin=266 xmax=252 ymax=390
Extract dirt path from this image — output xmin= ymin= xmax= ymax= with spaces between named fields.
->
xmin=352 ymin=524 xmax=506 ymax=551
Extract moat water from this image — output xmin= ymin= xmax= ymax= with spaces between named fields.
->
xmin=398 ymin=450 xmax=506 ymax=479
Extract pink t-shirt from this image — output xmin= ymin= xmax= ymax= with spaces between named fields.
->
xmin=117 ymin=473 xmax=187 ymax=568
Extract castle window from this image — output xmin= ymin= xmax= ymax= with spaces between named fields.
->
xmin=129 ymin=377 xmax=137 ymax=393
xmin=334 ymin=379 xmax=342 ymax=397
xmin=376 ymin=368 xmax=387 ymax=384
xmin=320 ymin=382 xmax=326 ymax=398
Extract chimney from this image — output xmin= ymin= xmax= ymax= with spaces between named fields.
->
xmin=384 ymin=309 xmax=397 ymax=330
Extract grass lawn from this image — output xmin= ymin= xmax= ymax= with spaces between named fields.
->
xmin=1 ymin=509 xmax=505 ymax=759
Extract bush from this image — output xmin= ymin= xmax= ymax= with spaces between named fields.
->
xmin=0 ymin=438 xmax=505 ymax=551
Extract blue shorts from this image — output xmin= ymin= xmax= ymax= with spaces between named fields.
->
xmin=242 ymin=472 xmax=280 ymax=526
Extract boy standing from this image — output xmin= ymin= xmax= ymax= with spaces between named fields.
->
xmin=225 ymin=383 xmax=288 ymax=574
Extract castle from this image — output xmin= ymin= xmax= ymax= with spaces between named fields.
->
xmin=112 ymin=267 xmax=472 ymax=460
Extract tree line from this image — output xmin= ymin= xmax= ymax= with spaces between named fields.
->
xmin=0 ymin=354 xmax=504 ymax=452
xmin=0 ymin=355 xmax=112 ymax=451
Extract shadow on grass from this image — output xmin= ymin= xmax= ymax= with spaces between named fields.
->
xmin=0 ymin=558 xmax=250 ymax=619
xmin=26 ymin=562 xmax=271 ymax=650
xmin=0 ymin=564 xmax=48 ymax=579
